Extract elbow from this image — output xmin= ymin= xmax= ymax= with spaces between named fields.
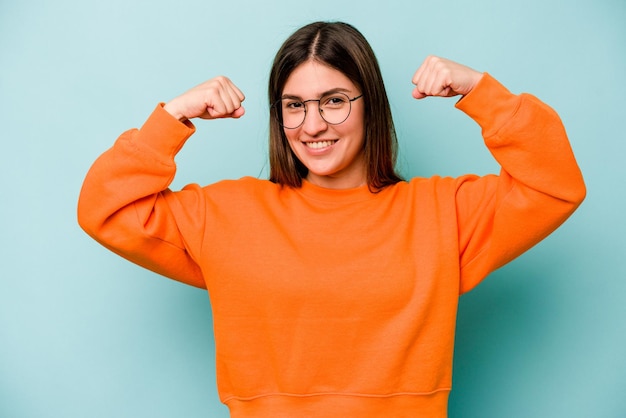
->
xmin=573 ymin=181 xmax=587 ymax=206
xmin=558 ymin=176 xmax=586 ymax=217
xmin=77 ymin=208 xmax=94 ymax=237
xmin=76 ymin=192 xmax=104 ymax=239
xmin=566 ymin=172 xmax=587 ymax=207
xmin=77 ymin=210 xmax=95 ymax=240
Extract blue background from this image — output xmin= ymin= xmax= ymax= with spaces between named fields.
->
xmin=1 ymin=1 xmax=624 ymax=417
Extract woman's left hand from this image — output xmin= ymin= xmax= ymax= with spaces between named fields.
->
xmin=412 ymin=56 xmax=483 ymax=99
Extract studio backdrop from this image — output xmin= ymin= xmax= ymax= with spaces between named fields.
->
xmin=1 ymin=1 xmax=624 ymax=417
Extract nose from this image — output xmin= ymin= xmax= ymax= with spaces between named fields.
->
xmin=301 ymin=102 xmax=328 ymax=135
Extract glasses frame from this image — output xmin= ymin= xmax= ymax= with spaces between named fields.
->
xmin=273 ymin=92 xmax=363 ymax=130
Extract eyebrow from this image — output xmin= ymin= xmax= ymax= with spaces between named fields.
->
xmin=280 ymin=87 xmax=353 ymax=100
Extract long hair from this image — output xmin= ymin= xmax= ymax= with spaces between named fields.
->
xmin=268 ymin=21 xmax=403 ymax=191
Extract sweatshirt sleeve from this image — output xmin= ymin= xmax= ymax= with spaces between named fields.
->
xmin=454 ymin=74 xmax=586 ymax=294
xmin=77 ymin=104 xmax=208 ymax=288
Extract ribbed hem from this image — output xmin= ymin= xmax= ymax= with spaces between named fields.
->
xmin=225 ymin=391 xmax=449 ymax=418
xmin=135 ymin=103 xmax=196 ymax=159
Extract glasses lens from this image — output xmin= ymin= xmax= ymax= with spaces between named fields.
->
xmin=319 ymin=93 xmax=351 ymax=125
xmin=279 ymin=99 xmax=306 ymax=129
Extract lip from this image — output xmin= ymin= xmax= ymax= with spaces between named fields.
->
xmin=300 ymin=139 xmax=338 ymax=154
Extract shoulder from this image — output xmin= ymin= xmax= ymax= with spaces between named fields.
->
xmin=201 ymin=177 xmax=284 ymax=202
xmin=390 ymin=175 xmax=488 ymax=202
xmin=372 ymin=177 xmax=458 ymax=207
xmin=205 ymin=176 xmax=274 ymax=189
xmin=403 ymin=175 xmax=465 ymax=193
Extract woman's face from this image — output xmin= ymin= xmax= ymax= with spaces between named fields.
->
xmin=281 ymin=60 xmax=366 ymax=189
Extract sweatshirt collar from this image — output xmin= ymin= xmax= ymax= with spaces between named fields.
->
xmin=295 ymin=179 xmax=377 ymax=203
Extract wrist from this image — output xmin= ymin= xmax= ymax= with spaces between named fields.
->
xmin=163 ymin=101 xmax=187 ymax=122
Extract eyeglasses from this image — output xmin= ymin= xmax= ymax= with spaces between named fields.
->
xmin=273 ymin=92 xmax=363 ymax=129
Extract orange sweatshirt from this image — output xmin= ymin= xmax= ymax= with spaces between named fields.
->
xmin=77 ymin=74 xmax=585 ymax=417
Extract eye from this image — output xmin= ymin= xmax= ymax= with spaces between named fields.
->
xmin=322 ymin=95 xmax=348 ymax=108
xmin=284 ymin=100 xmax=304 ymax=111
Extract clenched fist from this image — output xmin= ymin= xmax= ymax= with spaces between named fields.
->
xmin=412 ymin=56 xmax=483 ymax=100
xmin=164 ymin=76 xmax=245 ymax=121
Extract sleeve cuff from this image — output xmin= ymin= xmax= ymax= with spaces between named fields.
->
xmin=455 ymin=73 xmax=521 ymax=138
xmin=135 ymin=103 xmax=197 ymax=159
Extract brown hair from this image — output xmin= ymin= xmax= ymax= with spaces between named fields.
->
xmin=268 ymin=21 xmax=403 ymax=191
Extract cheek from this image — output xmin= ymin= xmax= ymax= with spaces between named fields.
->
xmin=283 ymin=131 xmax=304 ymax=160
xmin=346 ymin=110 xmax=366 ymax=142
xmin=283 ymin=129 xmax=296 ymax=142
xmin=283 ymin=130 xmax=300 ymax=152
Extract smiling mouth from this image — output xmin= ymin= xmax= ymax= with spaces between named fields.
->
xmin=304 ymin=140 xmax=338 ymax=149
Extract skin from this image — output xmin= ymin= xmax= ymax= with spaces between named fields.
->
xmin=411 ymin=56 xmax=483 ymax=100
xmin=280 ymin=60 xmax=367 ymax=189
xmin=163 ymin=55 xmax=483 ymax=189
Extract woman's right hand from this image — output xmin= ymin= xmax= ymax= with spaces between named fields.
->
xmin=163 ymin=76 xmax=245 ymax=121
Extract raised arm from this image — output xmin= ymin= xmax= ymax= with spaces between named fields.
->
xmin=77 ymin=77 xmax=245 ymax=288
xmin=411 ymin=56 xmax=586 ymax=293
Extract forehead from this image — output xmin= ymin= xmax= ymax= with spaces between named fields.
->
xmin=282 ymin=60 xmax=357 ymax=97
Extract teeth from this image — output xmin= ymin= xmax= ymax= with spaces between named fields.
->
xmin=305 ymin=140 xmax=336 ymax=149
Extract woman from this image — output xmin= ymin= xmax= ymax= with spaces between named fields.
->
xmin=78 ymin=21 xmax=585 ymax=418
